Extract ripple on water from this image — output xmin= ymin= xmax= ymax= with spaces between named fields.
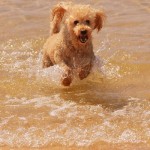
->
xmin=0 ymin=96 xmax=150 ymax=148
xmin=0 ymin=37 xmax=150 ymax=148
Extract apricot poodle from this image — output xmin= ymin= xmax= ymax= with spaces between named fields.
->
xmin=42 ymin=2 xmax=106 ymax=86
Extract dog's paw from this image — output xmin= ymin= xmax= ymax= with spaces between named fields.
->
xmin=61 ymin=68 xmax=72 ymax=86
xmin=78 ymin=69 xmax=90 ymax=80
xmin=61 ymin=76 xmax=72 ymax=86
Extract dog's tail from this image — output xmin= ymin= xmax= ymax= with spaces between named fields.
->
xmin=50 ymin=2 xmax=70 ymax=35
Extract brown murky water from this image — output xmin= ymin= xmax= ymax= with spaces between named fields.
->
xmin=0 ymin=0 xmax=150 ymax=149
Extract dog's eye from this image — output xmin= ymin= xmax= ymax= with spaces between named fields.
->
xmin=74 ymin=20 xmax=79 ymax=25
xmin=86 ymin=20 xmax=90 ymax=25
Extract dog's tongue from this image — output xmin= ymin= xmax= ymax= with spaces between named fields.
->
xmin=79 ymin=35 xmax=88 ymax=43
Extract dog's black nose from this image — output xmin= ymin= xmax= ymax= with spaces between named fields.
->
xmin=81 ymin=30 xmax=87 ymax=35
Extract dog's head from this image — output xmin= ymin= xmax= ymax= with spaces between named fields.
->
xmin=51 ymin=2 xmax=106 ymax=45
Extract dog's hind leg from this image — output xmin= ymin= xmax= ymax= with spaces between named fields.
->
xmin=42 ymin=53 xmax=54 ymax=68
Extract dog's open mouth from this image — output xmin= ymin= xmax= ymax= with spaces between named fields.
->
xmin=79 ymin=35 xmax=88 ymax=43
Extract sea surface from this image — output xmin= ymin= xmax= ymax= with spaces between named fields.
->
xmin=0 ymin=0 xmax=150 ymax=149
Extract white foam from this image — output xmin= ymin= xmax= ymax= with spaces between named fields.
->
xmin=119 ymin=129 xmax=141 ymax=143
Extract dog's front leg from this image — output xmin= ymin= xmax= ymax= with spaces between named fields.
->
xmin=61 ymin=65 xmax=73 ymax=86
xmin=55 ymin=53 xmax=73 ymax=86
xmin=78 ymin=63 xmax=92 ymax=80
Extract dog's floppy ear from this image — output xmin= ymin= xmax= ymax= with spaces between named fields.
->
xmin=51 ymin=3 xmax=66 ymax=22
xmin=50 ymin=3 xmax=67 ymax=35
xmin=94 ymin=10 xmax=106 ymax=32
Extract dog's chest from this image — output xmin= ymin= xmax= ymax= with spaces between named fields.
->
xmin=65 ymin=51 xmax=91 ymax=68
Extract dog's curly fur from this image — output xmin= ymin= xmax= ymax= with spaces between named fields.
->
xmin=42 ymin=2 xmax=106 ymax=86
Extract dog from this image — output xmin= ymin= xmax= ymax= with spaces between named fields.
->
xmin=42 ymin=2 xmax=106 ymax=86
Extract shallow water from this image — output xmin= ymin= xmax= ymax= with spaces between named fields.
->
xmin=0 ymin=0 xmax=150 ymax=149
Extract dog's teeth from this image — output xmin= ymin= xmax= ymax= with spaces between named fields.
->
xmin=79 ymin=36 xmax=88 ymax=43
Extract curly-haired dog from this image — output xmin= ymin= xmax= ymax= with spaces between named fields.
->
xmin=42 ymin=2 xmax=106 ymax=86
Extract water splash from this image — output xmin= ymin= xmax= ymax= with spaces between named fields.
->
xmin=0 ymin=39 xmax=123 ymax=87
